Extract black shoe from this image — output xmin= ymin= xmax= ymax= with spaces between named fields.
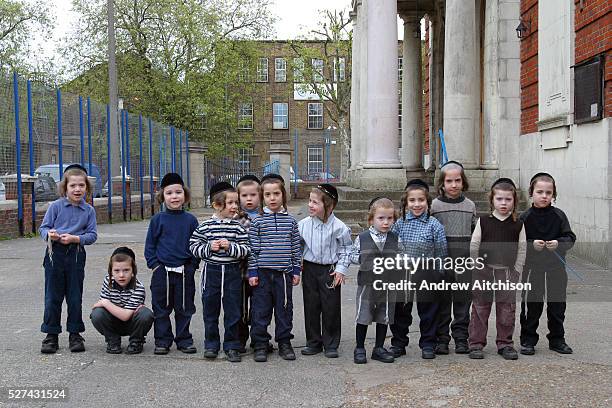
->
xmin=253 ymin=348 xmax=268 ymax=362
xmin=203 ymin=349 xmax=219 ymax=359
xmin=454 ymin=340 xmax=470 ymax=354
xmin=301 ymin=346 xmax=323 ymax=356
xmin=41 ymin=334 xmax=59 ymax=354
xmin=389 ymin=346 xmax=406 ymax=358
xmin=238 ymin=345 xmax=247 ymax=354
xmin=177 ymin=344 xmax=197 ymax=354
xmin=106 ymin=342 xmax=123 ymax=354
xmin=421 ymin=347 xmax=436 ymax=359
xmin=324 ymin=349 xmax=339 ymax=358
xmin=154 ymin=346 xmax=170 ymax=355
xmin=68 ymin=333 xmax=85 ymax=352
xmin=371 ymin=347 xmax=395 ymax=363
xmin=267 ymin=343 xmax=274 ymax=353
xmin=434 ymin=343 xmax=449 ymax=355
xmin=549 ymin=342 xmax=573 ymax=354
xmin=278 ymin=343 xmax=296 ymax=360
xmin=498 ymin=346 xmax=518 ymax=360
xmin=520 ymin=344 xmax=535 ymax=355
xmin=469 ymin=349 xmax=484 ymax=359
xmin=125 ymin=340 xmax=143 ymax=355
xmin=353 ymin=347 xmax=367 ymax=364
xmin=225 ymin=349 xmax=242 ymax=363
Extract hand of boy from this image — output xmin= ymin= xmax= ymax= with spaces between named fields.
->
xmin=330 ymin=271 xmax=345 ymax=287
xmin=211 ymin=240 xmax=221 ymax=252
xmin=292 ymin=275 xmax=300 ymax=286
xmin=59 ymin=234 xmax=80 ymax=245
xmin=92 ymin=299 xmax=109 ymax=309
xmin=48 ymin=229 xmax=60 ymax=241
xmin=533 ymin=240 xmax=546 ymax=251
xmin=545 ymin=240 xmax=559 ymax=251
xmin=219 ymin=239 xmax=230 ymax=249
xmin=249 ymin=277 xmax=259 ymax=287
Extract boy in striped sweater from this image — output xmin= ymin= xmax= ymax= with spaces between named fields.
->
xmin=190 ymin=182 xmax=250 ymax=362
xmin=248 ymin=174 xmax=302 ymax=362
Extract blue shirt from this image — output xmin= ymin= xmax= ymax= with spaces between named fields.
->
xmin=392 ymin=212 xmax=448 ymax=262
xmin=39 ymin=198 xmax=97 ymax=245
xmin=145 ymin=209 xmax=199 ymax=269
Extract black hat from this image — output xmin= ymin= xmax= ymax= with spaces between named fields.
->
xmin=530 ymin=172 xmax=554 ymax=184
xmin=261 ymin=173 xmax=285 ymax=184
xmin=238 ymin=174 xmax=261 ymax=185
xmin=160 ymin=172 xmax=184 ymax=189
xmin=440 ymin=160 xmax=464 ymax=169
xmin=112 ymin=246 xmax=136 ymax=260
xmin=405 ymin=179 xmax=430 ymax=190
xmin=492 ymin=177 xmax=516 ymax=189
xmin=209 ymin=181 xmax=235 ymax=200
xmin=368 ymin=196 xmax=384 ymax=210
xmin=65 ymin=163 xmax=88 ymax=175
xmin=316 ymin=183 xmax=338 ymax=202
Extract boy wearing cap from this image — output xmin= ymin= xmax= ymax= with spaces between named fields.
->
xmin=298 ymin=184 xmax=352 ymax=358
xmin=90 ymin=247 xmax=154 ymax=354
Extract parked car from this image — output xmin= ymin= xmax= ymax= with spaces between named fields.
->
xmin=34 ymin=174 xmax=59 ymax=202
xmin=35 ymin=163 xmax=103 ymax=197
xmin=290 ymin=166 xmax=303 ymax=183
xmin=307 ymin=172 xmax=338 ymax=182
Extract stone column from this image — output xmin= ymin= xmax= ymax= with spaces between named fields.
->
xmin=269 ymin=144 xmax=292 ymax=201
xmin=188 ymin=142 xmax=206 ymax=208
xmin=401 ymin=16 xmax=425 ymax=177
xmin=359 ymin=0 xmax=405 ymax=190
xmin=349 ymin=5 xmax=361 ymax=175
xmin=357 ymin=0 xmax=368 ymax=171
xmin=443 ymin=0 xmax=479 ymax=169
xmin=1 ymin=174 xmax=37 ymax=235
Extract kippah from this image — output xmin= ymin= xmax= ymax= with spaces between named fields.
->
xmin=261 ymin=173 xmax=285 ymax=184
xmin=440 ymin=160 xmax=464 ymax=169
xmin=492 ymin=177 xmax=516 ymax=189
xmin=160 ymin=172 xmax=184 ymax=189
xmin=65 ymin=163 xmax=88 ymax=175
xmin=112 ymin=246 xmax=136 ymax=259
xmin=238 ymin=174 xmax=261 ymax=184
xmin=209 ymin=181 xmax=235 ymax=200
xmin=316 ymin=183 xmax=338 ymax=202
xmin=368 ymin=196 xmax=384 ymax=209
xmin=530 ymin=172 xmax=554 ymax=184
xmin=405 ymin=178 xmax=430 ymax=190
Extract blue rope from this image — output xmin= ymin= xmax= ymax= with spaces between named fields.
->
xmin=552 ymin=250 xmax=584 ymax=282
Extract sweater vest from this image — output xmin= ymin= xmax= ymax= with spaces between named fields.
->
xmin=479 ymin=215 xmax=523 ymax=268
xmin=357 ymin=230 xmax=399 ymax=286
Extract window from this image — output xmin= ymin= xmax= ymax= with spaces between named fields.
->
xmin=398 ymin=57 xmax=403 ymax=82
xmin=333 ymin=57 xmax=346 ymax=82
xmin=238 ymin=148 xmax=252 ymax=170
xmin=307 ymin=147 xmax=323 ymax=175
xmin=293 ymin=58 xmax=304 ymax=82
xmin=272 ymin=103 xmax=288 ymax=129
xmin=238 ymin=103 xmax=253 ymax=130
xmin=195 ymin=108 xmax=207 ymax=130
xmin=275 ymin=58 xmax=287 ymax=82
xmin=308 ymin=103 xmax=323 ymax=129
xmin=238 ymin=60 xmax=250 ymax=82
xmin=312 ymin=58 xmax=324 ymax=82
xmin=257 ymin=57 xmax=268 ymax=82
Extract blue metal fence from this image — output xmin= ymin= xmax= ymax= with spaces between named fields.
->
xmin=0 ymin=70 xmax=191 ymax=235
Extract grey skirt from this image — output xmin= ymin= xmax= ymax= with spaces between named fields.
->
xmin=355 ymin=284 xmax=396 ymax=325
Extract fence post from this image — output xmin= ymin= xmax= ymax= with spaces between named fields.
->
xmin=57 ymin=88 xmax=63 ymax=179
xmin=179 ymin=129 xmax=183 ymax=178
xmin=139 ymin=114 xmax=144 ymax=219
xmin=185 ymin=130 xmax=190 ymax=188
xmin=27 ymin=79 xmax=36 ymax=233
xmin=170 ymin=126 xmax=176 ymax=172
xmin=120 ymin=110 xmax=126 ymax=221
xmin=148 ymin=118 xmax=155 ymax=215
xmin=106 ymin=104 xmax=112 ymax=222
xmin=79 ymin=96 xmax=85 ymax=165
xmin=293 ymin=129 xmax=298 ymax=197
xmin=87 ymin=97 xmax=92 ymax=175
xmin=13 ymin=72 xmax=24 ymax=236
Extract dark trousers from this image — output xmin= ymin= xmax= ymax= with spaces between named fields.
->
xmin=90 ymin=307 xmax=153 ymax=343
xmin=237 ymin=277 xmax=253 ymax=348
xmin=520 ymin=267 xmax=568 ymax=347
xmin=436 ymin=269 xmax=472 ymax=345
xmin=390 ymin=270 xmax=439 ymax=349
xmin=150 ymin=265 xmax=196 ymax=348
xmin=201 ymin=262 xmax=242 ymax=351
xmin=469 ymin=266 xmax=519 ymax=350
xmin=41 ymin=243 xmax=86 ymax=334
xmin=250 ymin=268 xmax=294 ymax=347
xmin=302 ymin=261 xmax=341 ymax=351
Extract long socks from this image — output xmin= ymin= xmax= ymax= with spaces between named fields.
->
xmin=356 ymin=323 xmax=388 ymax=348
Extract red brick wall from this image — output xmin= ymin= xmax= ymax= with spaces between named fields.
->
xmin=520 ymin=0 xmax=539 ymax=135
xmin=574 ymin=0 xmax=611 ymax=117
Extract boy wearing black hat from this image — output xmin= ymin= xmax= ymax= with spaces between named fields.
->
xmin=145 ymin=172 xmax=199 ymax=355
xmin=298 ymin=184 xmax=353 ymax=358
xmin=91 ymin=247 xmax=154 ymax=354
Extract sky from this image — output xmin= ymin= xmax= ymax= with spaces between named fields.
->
xmin=38 ymin=0 xmax=404 ymax=62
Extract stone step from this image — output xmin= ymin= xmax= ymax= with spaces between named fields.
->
xmin=336 ymin=186 xmax=497 ymax=203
